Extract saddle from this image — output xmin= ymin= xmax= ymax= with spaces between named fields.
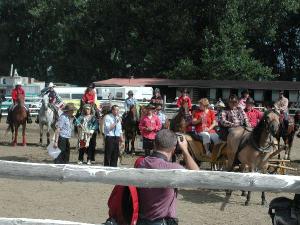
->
xmin=269 ymin=194 xmax=300 ymax=225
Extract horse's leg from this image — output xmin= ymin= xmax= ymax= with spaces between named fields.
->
xmin=46 ymin=124 xmax=51 ymax=146
xmin=131 ymin=133 xmax=136 ymax=154
xmin=39 ymin=124 xmax=43 ymax=145
xmin=245 ymin=166 xmax=254 ymax=206
xmin=277 ymin=138 xmax=281 ymax=159
xmin=13 ymin=125 xmax=18 ymax=146
xmin=22 ymin=123 xmax=26 ymax=146
xmin=124 ymin=135 xmax=129 ymax=154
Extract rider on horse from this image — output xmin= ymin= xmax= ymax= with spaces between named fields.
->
xmin=150 ymin=88 xmax=163 ymax=106
xmin=219 ymin=94 xmax=251 ymax=140
xmin=36 ymin=82 xmax=61 ymax=123
xmin=176 ymin=88 xmax=192 ymax=109
xmin=81 ymin=83 xmax=99 ymax=118
xmin=7 ymin=81 xmax=32 ymax=124
xmin=193 ymin=98 xmax=220 ymax=156
xmin=274 ymin=90 xmax=289 ymax=134
xmin=124 ymin=90 xmax=137 ymax=112
xmin=244 ymin=97 xmax=263 ymax=128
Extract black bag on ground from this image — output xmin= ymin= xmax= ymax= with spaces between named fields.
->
xmin=269 ymin=194 xmax=300 ymax=225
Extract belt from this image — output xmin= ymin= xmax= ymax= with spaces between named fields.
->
xmin=138 ymin=217 xmax=178 ymax=225
xmin=106 ymin=136 xmax=120 ymax=138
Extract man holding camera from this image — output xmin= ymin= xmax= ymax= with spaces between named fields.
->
xmin=136 ymin=129 xmax=199 ymax=225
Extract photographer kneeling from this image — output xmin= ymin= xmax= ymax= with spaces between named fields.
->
xmin=136 ymin=129 xmax=199 ymax=225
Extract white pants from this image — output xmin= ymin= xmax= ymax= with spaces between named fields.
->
xmin=197 ymin=132 xmax=220 ymax=145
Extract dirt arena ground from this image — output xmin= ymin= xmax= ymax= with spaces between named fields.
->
xmin=0 ymin=121 xmax=299 ymax=225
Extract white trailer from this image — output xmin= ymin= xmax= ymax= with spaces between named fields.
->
xmin=96 ymin=86 xmax=153 ymax=100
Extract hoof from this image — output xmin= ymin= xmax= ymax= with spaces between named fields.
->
xmin=12 ymin=142 xmax=17 ymax=147
xmin=225 ymin=191 xmax=232 ymax=197
xmin=245 ymin=201 xmax=249 ymax=206
xmin=22 ymin=144 xmax=27 ymax=147
xmin=261 ymin=200 xmax=267 ymax=206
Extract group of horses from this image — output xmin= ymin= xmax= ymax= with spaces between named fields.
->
xmin=173 ymin=102 xmax=300 ymax=205
xmin=5 ymin=95 xmax=299 ymax=206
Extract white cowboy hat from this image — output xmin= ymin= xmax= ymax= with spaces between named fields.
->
xmin=16 ymin=81 xmax=22 ymax=86
xmin=48 ymin=82 xmax=56 ymax=88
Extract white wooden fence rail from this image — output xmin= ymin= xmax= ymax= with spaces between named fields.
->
xmin=0 ymin=160 xmax=299 ymax=193
xmin=0 ymin=218 xmax=101 ymax=225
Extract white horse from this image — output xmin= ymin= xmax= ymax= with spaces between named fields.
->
xmin=39 ymin=95 xmax=55 ymax=145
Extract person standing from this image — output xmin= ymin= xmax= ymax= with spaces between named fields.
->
xmin=136 ymin=129 xmax=199 ymax=225
xmin=150 ymin=88 xmax=163 ymax=106
xmin=74 ymin=104 xmax=99 ymax=165
xmin=124 ymin=90 xmax=137 ymax=112
xmin=104 ymin=105 xmax=124 ymax=167
xmin=193 ymin=98 xmax=220 ymax=156
xmin=244 ymin=98 xmax=263 ymax=128
xmin=155 ymin=104 xmax=168 ymax=129
xmin=238 ymin=89 xmax=250 ymax=110
xmin=176 ymin=88 xmax=192 ymax=109
xmin=139 ymin=104 xmax=162 ymax=156
xmin=53 ymin=103 xmax=77 ymax=164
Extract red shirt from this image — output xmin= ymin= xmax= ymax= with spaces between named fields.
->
xmin=11 ymin=87 xmax=25 ymax=103
xmin=245 ymin=108 xmax=263 ymax=128
xmin=139 ymin=115 xmax=162 ymax=140
xmin=193 ymin=109 xmax=216 ymax=133
xmin=82 ymin=90 xmax=95 ymax=104
xmin=176 ymin=96 xmax=192 ymax=109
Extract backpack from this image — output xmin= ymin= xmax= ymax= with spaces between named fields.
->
xmin=105 ymin=157 xmax=145 ymax=225
xmin=269 ymin=194 xmax=300 ymax=225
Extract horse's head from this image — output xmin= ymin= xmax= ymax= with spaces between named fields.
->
xmin=263 ymin=110 xmax=280 ymax=136
xmin=16 ymin=95 xmax=25 ymax=106
xmin=42 ymin=95 xmax=49 ymax=109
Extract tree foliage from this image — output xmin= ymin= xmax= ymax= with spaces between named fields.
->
xmin=0 ymin=0 xmax=299 ymax=84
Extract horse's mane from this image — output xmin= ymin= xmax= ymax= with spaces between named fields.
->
xmin=251 ymin=116 xmax=266 ymax=144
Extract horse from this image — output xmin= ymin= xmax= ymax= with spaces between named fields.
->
xmin=122 ymin=105 xmax=139 ymax=154
xmin=8 ymin=96 xmax=28 ymax=146
xmin=275 ymin=111 xmax=300 ymax=160
xmin=38 ymin=95 xmax=55 ymax=146
xmin=170 ymin=103 xmax=228 ymax=169
xmin=226 ymin=110 xmax=280 ymax=206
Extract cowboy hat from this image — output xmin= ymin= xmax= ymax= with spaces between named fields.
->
xmin=83 ymin=104 xmax=91 ymax=109
xmin=48 ymin=82 xmax=56 ymax=88
xmin=16 ymin=81 xmax=22 ymax=86
xmin=127 ymin=90 xmax=134 ymax=95
xmin=88 ymin=83 xmax=95 ymax=89
xmin=215 ymin=102 xmax=225 ymax=108
xmin=63 ymin=103 xmax=77 ymax=112
xmin=279 ymin=90 xmax=284 ymax=94
xmin=154 ymin=88 xmax=160 ymax=93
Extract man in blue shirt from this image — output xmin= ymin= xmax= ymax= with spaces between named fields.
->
xmin=124 ymin=90 xmax=137 ymax=112
xmin=104 ymin=105 xmax=124 ymax=167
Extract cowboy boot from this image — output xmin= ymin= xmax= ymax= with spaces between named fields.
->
xmin=6 ymin=110 xmax=11 ymax=124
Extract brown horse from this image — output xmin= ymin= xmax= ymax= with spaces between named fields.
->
xmin=275 ymin=112 xmax=299 ymax=160
xmin=9 ymin=96 xmax=28 ymax=146
xmin=122 ymin=105 xmax=139 ymax=154
xmin=226 ymin=110 xmax=280 ymax=206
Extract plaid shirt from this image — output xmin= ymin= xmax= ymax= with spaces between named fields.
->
xmin=220 ymin=107 xmax=250 ymax=128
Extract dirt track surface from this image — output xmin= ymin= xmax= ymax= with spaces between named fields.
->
xmin=0 ymin=122 xmax=299 ymax=225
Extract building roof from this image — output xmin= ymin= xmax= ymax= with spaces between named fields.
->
xmin=94 ymin=78 xmax=300 ymax=91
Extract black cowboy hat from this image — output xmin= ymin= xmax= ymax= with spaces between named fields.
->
xmin=246 ymin=97 xmax=255 ymax=105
